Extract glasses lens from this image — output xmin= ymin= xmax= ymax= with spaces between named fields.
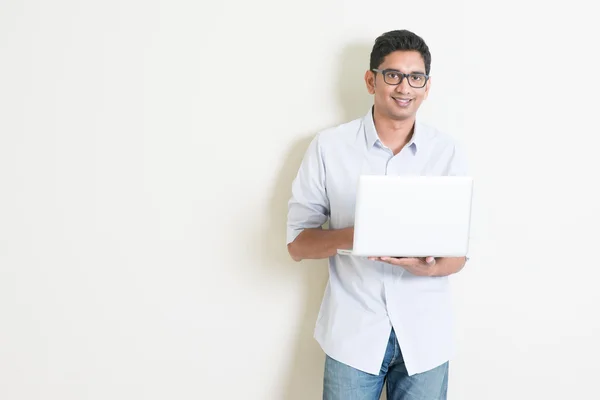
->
xmin=383 ymin=71 xmax=401 ymax=85
xmin=408 ymin=74 xmax=427 ymax=88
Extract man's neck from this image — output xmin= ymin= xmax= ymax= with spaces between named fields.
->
xmin=373 ymin=108 xmax=415 ymax=155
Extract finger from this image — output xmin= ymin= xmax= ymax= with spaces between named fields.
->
xmin=425 ymin=256 xmax=435 ymax=264
xmin=385 ymin=257 xmax=420 ymax=263
xmin=380 ymin=257 xmax=420 ymax=266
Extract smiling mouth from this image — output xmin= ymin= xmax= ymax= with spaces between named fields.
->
xmin=393 ymin=97 xmax=413 ymax=107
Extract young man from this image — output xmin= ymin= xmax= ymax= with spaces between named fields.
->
xmin=286 ymin=30 xmax=468 ymax=399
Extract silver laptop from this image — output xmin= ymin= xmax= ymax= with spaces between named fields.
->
xmin=337 ymin=175 xmax=473 ymax=257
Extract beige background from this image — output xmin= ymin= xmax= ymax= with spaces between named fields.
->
xmin=1 ymin=0 xmax=599 ymax=399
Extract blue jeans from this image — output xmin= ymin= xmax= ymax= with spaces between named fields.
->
xmin=323 ymin=329 xmax=448 ymax=400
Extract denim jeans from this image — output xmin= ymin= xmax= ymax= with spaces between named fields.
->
xmin=323 ymin=328 xmax=448 ymax=400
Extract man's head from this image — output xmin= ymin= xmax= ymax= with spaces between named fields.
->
xmin=365 ymin=30 xmax=432 ymax=122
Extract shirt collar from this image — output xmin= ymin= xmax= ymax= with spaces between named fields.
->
xmin=363 ymin=107 xmax=422 ymax=153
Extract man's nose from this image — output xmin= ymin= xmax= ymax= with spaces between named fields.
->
xmin=395 ymin=76 xmax=411 ymax=93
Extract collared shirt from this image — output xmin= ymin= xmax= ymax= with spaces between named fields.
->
xmin=286 ymin=107 xmax=469 ymax=376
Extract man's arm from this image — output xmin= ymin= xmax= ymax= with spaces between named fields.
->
xmin=430 ymin=256 xmax=467 ymax=276
xmin=286 ymin=133 xmax=336 ymax=261
xmin=287 ymin=227 xmax=353 ymax=262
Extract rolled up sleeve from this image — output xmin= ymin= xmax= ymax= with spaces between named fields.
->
xmin=286 ymin=133 xmax=330 ymax=245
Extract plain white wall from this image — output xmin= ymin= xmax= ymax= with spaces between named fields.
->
xmin=1 ymin=0 xmax=599 ymax=399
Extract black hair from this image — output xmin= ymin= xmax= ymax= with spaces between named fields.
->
xmin=369 ymin=30 xmax=432 ymax=75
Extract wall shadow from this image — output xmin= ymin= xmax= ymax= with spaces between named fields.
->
xmin=336 ymin=42 xmax=374 ymax=122
xmin=264 ymin=41 xmax=374 ymax=400
xmin=265 ymin=134 xmax=329 ymax=400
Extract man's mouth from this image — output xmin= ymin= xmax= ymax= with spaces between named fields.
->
xmin=393 ymin=97 xmax=413 ymax=107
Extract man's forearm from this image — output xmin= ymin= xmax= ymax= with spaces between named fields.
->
xmin=287 ymin=227 xmax=354 ymax=261
xmin=431 ymin=256 xmax=467 ymax=277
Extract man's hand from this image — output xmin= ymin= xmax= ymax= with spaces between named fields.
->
xmin=369 ymin=256 xmax=437 ymax=276
xmin=368 ymin=256 xmax=466 ymax=277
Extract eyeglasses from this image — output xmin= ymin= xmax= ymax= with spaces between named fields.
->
xmin=371 ymin=69 xmax=430 ymax=88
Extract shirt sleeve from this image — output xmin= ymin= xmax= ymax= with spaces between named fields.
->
xmin=286 ymin=133 xmax=330 ymax=245
xmin=447 ymin=140 xmax=469 ymax=176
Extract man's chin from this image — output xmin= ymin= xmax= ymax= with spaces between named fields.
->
xmin=388 ymin=110 xmax=415 ymax=121
xmin=374 ymin=103 xmax=416 ymax=121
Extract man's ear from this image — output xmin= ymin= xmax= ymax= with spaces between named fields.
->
xmin=365 ymin=70 xmax=376 ymax=95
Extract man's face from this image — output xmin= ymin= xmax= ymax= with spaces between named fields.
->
xmin=365 ymin=50 xmax=431 ymax=121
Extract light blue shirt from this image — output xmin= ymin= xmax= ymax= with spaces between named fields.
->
xmin=286 ymin=108 xmax=469 ymax=376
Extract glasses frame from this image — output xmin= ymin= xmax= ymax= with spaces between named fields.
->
xmin=371 ymin=69 xmax=430 ymax=88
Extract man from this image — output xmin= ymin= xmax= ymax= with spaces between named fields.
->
xmin=286 ymin=30 xmax=468 ymax=399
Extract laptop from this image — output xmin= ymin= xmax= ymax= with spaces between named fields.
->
xmin=337 ymin=175 xmax=473 ymax=257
